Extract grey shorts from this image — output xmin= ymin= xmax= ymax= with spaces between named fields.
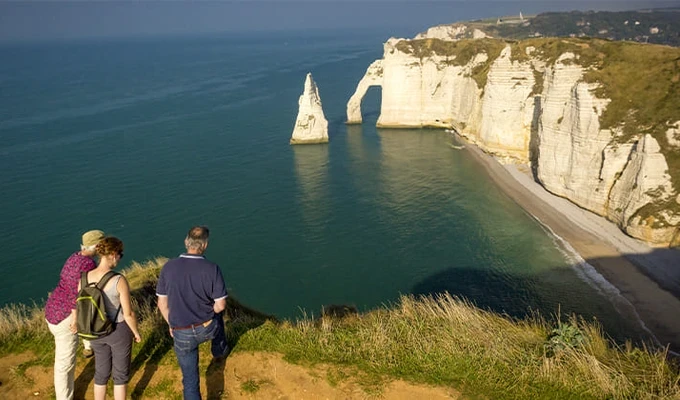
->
xmin=90 ymin=321 xmax=133 ymax=385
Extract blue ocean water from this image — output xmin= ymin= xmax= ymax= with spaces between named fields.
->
xmin=0 ymin=30 xmax=646 ymax=342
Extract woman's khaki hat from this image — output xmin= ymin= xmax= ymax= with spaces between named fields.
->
xmin=82 ymin=230 xmax=105 ymax=247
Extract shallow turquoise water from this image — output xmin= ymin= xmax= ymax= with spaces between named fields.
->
xmin=0 ymin=30 xmax=646 ymax=342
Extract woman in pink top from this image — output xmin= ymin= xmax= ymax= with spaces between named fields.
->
xmin=45 ymin=230 xmax=104 ymax=400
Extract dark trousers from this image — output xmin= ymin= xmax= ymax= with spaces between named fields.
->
xmin=90 ymin=321 xmax=133 ymax=385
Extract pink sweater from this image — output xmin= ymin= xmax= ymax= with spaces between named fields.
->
xmin=45 ymin=252 xmax=96 ymax=325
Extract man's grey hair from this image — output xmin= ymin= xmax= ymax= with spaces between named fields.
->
xmin=185 ymin=226 xmax=210 ymax=250
xmin=80 ymin=244 xmax=97 ymax=252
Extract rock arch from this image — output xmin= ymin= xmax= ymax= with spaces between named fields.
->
xmin=346 ymin=60 xmax=384 ymax=124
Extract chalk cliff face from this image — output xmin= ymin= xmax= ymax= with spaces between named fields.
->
xmin=534 ymin=52 xmax=614 ymax=213
xmin=347 ymin=38 xmax=680 ymax=246
xmin=291 ymin=73 xmax=329 ymax=145
xmin=414 ymin=24 xmax=489 ymax=41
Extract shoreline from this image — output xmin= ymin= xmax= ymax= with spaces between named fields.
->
xmin=461 ymin=138 xmax=680 ymax=352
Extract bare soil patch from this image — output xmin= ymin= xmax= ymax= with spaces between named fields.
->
xmin=221 ymin=352 xmax=460 ymax=399
xmin=1 ymin=351 xmax=461 ymax=399
xmin=0 ymin=352 xmax=52 ymax=399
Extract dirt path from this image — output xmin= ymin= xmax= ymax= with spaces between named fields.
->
xmin=0 ymin=351 xmax=461 ymax=399
xmin=0 ymin=352 xmax=39 ymax=399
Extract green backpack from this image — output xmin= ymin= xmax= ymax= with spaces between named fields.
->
xmin=76 ymin=271 xmax=121 ymax=339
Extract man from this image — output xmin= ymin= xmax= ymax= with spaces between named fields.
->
xmin=156 ymin=226 xmax=228 ymax=400
xmin=45 ymin=229 xmax=104 ymax=400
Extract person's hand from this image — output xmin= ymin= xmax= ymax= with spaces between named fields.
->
xmin=133 ymin=332 xmax=142 ymax=343
xmin=69 ymin=322 xmax=77 ymax=334
xmin=168 ymin=327 xmax=174 ymax=338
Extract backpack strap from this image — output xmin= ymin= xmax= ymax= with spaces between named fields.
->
xmin=95 ymin=271 xmax=120 ymax=290
xmin=97 ymin=271 xmax=122 ymax=321
xmin=80 ymin=271 xmax=89 ymax=290
xmin=113 ymin=304 xmax=122 ymax=321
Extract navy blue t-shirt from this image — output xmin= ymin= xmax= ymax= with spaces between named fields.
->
xmin=156 ymin=254 xmax=228 ymax=328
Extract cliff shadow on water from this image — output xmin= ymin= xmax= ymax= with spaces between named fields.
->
xmin=410 ymin=249 xmax=680 ymax=354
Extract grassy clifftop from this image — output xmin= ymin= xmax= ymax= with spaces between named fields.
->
xmin=423 ymin=9 xmax=680 ymax=46
xmin=485 ymin=10 xmax=680 ymax=46
xmin=1 ymin=259 xmax=679 ymax=399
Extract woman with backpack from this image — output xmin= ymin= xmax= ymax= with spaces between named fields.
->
xmin=73 ymin=236 xmax=142 ymax=400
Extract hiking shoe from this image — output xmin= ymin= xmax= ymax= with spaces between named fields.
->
xmin=211 ymin=348 xmax=230 ymax=364
xmin=83 ymin=349 xmax=94 ymax=358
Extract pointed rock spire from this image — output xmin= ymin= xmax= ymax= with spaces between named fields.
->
xmin=290 ymin=73 xmax=329 ymax=145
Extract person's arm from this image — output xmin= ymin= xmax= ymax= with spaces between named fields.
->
xmin=117 ymin=276 xmax=141 ymax=343
xmin=67 ymin=259 xmax=93 ymax=334
xmin=213 ymin=298 xmax=226 ymax=314
xmin=156 ymin=296 xmax=173 ymax=338
xmin=155 ymin=266 xmax=173 ymax=337
xmin=211 ymin=264 xmax=228 ymax=315
xmin=69 ymin=280 xmax=81 ymax=334
xmin=157 ymin=295 xmax=170 ymax=324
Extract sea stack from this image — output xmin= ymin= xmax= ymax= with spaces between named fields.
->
xmin=290 ymin=73 xmax=329 ymax=144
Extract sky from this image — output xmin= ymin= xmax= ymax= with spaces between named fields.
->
xmin=1 ymin=1 xmax=679 ymax=42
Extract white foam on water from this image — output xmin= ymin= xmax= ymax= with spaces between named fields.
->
xmin=531 ymin=213 xmax=666 ymax=350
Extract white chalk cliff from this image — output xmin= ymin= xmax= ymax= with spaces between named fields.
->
xmin=291 ymin=73 xmax=329 ymax=145
xmin=414 ymin=24 xmax=490 ymax=41
xmin=347 ymin=37 xmax=680 ymax=246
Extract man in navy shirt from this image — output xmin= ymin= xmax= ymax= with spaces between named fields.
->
xmin=157 ymin=226 xmax=228 ymax=400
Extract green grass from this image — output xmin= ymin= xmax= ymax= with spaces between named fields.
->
xmin=240 ymin=378 xmax=268 ymax=394
xmin=11 ymin=356 xmax=51 ymax=382
xmin=0 ymin=302 xmax=53 ymax=356
xmin=234 ymin=294 xmax=680 ymax=400
xmin=2 ymin=259 xmax=679 ymax=400
xmin=325 ymin=367 xmax=349 ymax=387
xmin=144 ymin=378 xmax=182 ymax=400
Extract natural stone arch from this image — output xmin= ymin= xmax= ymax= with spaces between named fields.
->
xmin=346 ymin=60 xmax=384 ymax=124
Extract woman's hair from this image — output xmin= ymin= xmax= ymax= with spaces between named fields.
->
xmin=95 ymin=236 xmax=124 ymax=256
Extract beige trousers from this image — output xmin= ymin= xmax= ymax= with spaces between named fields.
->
xmin=47 ymin=316 xmax=78 ymax=400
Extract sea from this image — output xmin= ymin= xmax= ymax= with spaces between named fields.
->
xmin=0 ymin=28 xmax=649 ymax=344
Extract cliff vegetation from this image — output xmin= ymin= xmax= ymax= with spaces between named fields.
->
xmin=395 ymin=38 xmax=505 ymax=89
xmin=486 ymin=10 xmax=680 ymax=47
xmin=1 ymin=259 xmax=679 ymax=399
xmin=428 ymin=10 xmax=680 ymax=47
